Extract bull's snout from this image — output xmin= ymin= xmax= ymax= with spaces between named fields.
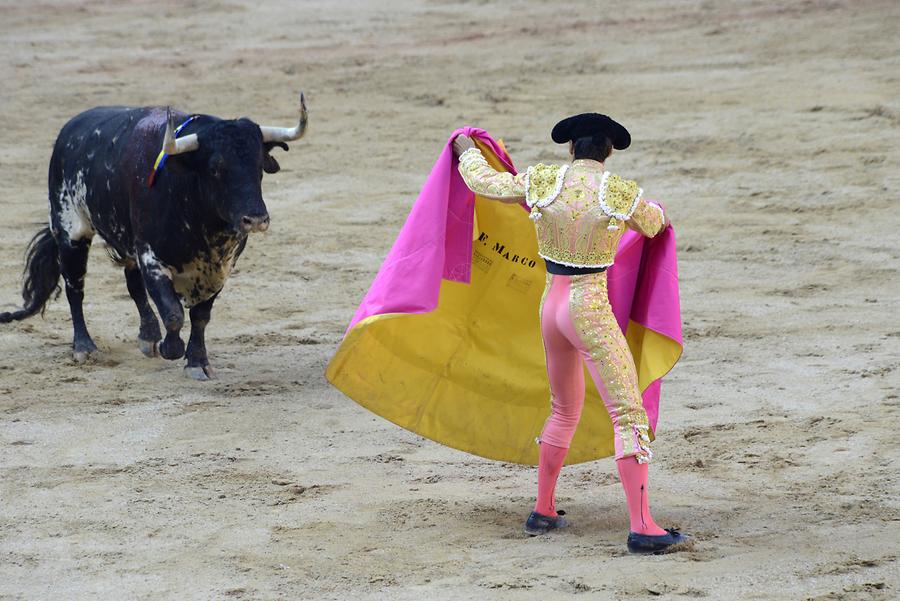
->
xmin=239 ymin=213 xmax=270 ymax=233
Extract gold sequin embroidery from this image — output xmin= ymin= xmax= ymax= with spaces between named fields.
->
xmin=532 ymin=165 xmax=646 ymax=268
xmin=526 ymin=163 xmax=565 ymax=206
xmin=457 ymin=147 xmax=526 ymax=199
xmin=568 ymin=272 xmax=653 ymax=463
xmin=456 ymin=150 xmax=665 ymax=268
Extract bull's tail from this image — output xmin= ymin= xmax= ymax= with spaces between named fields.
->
xmin=0 ymin=227 xmax=61 ymax=323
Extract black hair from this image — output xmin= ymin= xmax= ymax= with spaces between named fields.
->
xmin=572 ymin=135 xmax=612 ymax=162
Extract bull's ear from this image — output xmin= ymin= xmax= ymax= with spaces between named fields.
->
xmin=263 ymin=141 xmax=288 ymax=174
xmin=265 ymin=141 xmax=289 ymax=153
xmin=263 ymin=155 xmax=281 ymax=174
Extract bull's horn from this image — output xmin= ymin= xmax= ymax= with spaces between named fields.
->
xmin=162 ymin=106 xmax=199 ymax=155
xmin=260 ymin=92 xmax=308 ymax=143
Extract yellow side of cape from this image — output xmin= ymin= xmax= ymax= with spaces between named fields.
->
xmin=326 ymin=141 xmax=681 ymax=465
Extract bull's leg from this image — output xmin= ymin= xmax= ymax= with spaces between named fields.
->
xmin=124 ymin=264 xmax=162 ymax=357
xmin=137 ymin=245 xmax=185 ymax=361
xmin=58 ymin=236 xmax=97 ymax=363
xmin=144 ymin=272 xmax=184 ymax=360
xmin=184 ymin=293 xmax=218 ymax=381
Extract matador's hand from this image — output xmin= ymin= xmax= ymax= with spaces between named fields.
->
xmin=452 ymin=134 xmax=475 ymax=157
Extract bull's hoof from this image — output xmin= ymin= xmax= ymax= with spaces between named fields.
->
xmin=159 ymin=335 xmax=185 ymax=360
xmin=73 ymin=349 xmax=97 ymax=364
xmin=138 ymin=338 xmax=160 ymax=358
xmin=184 ymin=365 xmax=217 ymax=381
xmin=72 ymin=340 xmax=98 ymax=364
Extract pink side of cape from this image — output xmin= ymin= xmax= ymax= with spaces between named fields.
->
xmin=607 ymin=225 xmax=682 ymax=429
xmin=348 ymin=128 xmax=513 ymax=329
xmin=345 ymin=129 xmax=681 ymax=431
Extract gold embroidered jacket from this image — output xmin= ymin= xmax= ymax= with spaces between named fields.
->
xmin=458 ymin=147 xmax=667 ymax=268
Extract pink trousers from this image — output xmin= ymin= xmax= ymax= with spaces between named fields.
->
xmin=538 ymin=272 xmax=653 ymax=463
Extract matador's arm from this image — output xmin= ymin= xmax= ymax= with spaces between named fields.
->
xmin=456 ymin=146 xmax=527 ymax=204
xmin=628 ymin=197 xmax=669 ymax=237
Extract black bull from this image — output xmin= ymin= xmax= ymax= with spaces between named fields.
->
xmin=0 ymin=100 xmax=307 ymax=380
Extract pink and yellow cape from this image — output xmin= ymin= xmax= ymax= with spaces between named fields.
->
xmin=326 ymin=128 xmax=682 ymax=465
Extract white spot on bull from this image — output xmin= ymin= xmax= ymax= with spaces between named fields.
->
xmin=139 ymin=247 xmax=173 ymax=280
xmin=57 ymin=170 xmax=94 ymax=241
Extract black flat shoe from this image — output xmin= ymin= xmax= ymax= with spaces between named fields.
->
xmin=627 ymin=528 xmax=693 ymax=554
xmin=524 ymin=510 xmax=569 ymax=536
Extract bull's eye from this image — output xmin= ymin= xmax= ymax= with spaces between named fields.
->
xmin=210 ymin=157 xmax=226 ymax=179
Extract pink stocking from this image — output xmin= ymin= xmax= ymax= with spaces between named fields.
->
xmin=616 ymin=456 xmax=666 ymax=535
xmin=534 ymin=442 xmax=568 ymax=516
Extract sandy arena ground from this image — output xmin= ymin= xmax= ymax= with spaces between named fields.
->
xmin=1 ymin=1 xmax=898 ymax=599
